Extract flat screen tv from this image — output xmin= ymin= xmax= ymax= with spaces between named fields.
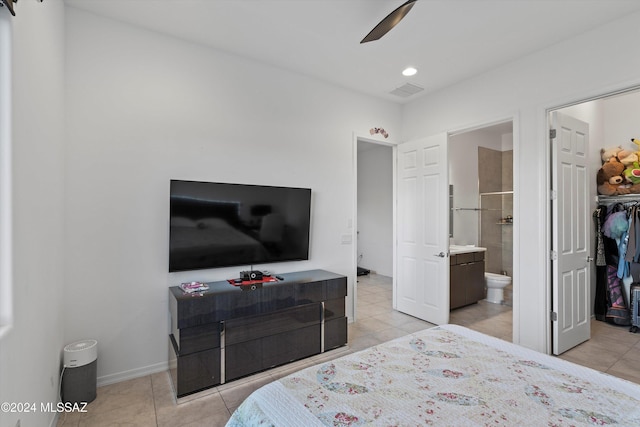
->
xmin=169 ymin=180 xmax=311 ymax=272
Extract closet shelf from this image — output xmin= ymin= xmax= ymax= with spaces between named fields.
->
xmin=597 ymin=194 xmax=640 ymax=203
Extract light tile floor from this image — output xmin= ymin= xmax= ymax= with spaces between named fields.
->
xmin=57 ymin=273 xmax=640 ymax=426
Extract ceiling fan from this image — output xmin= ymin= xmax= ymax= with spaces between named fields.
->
xmin=360 ymin=0 xmax=417 ymax=44
xmin=1 ymin=0 xmax=16 ymax=17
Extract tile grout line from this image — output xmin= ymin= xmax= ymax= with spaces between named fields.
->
xmin=149 ymin=374 xmax=160 ymax=427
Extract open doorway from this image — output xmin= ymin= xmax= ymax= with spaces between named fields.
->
xmin=549 ymin=88 xmax=640 ymax=377
xmin=447 ymin=121 xmax=514 ymax=343
xmin=351 ymin=135 xmax=440 ymax=350
xmin=353 ymin=138 xmax=394 ymax=321
xmin=356 ymin=141 xmax=393 ymax=279
xmin=354 ymin=121 xmax=516 ymax=343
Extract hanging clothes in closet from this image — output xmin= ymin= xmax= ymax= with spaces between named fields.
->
xmin=594 ymin=202 xmax=635 ymax=326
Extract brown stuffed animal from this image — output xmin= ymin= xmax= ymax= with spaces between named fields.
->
xmin=597 ymin=158 xmax=630 ymax=195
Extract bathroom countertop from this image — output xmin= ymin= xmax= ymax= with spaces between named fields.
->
xmin=449 ymin=245 xmax=487 ymax=255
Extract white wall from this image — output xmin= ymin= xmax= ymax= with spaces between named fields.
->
xmin=0 ymin=5 xmax=11 ymax=339
xmin=0 ymin=2 xmax=66 ymax=427
xmin=602 ymin=91 xmax=640 ymax=147
xmin=63 ymin=8 xmax=401 ymax=384
xmin=401 ymin=11 xmax=640 ymax=353
xmin=357 ymin=143 xmax=392 ymax=277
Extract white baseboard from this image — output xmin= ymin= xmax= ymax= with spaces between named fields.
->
xmin=97 ymin=361 xmax=168 ymax=387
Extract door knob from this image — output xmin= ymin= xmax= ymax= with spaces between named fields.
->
xmin=434 ymin=252 xmax=447 ymax=258
xmin=586 ymin=256 xmax=594 ymax=263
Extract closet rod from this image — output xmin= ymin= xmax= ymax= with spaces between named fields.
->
xmin=455 ymin=207 xmax=501 ymax=211
xmin=479 ymin=191 xmax=514 ymax=196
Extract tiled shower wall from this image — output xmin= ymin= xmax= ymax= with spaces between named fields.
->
xmin=478 ymin=147 xmax=513 ymax=276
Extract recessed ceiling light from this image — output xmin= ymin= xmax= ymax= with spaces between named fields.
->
xmin=402 ymin=67 xmax=417 ymax=77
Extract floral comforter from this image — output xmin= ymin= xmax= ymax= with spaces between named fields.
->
xmin=226 ymin=324 xmax=640 ymax=426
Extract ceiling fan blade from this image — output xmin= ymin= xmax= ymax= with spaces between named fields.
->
xmin=1 ymin=0 xmax=16 ymax=16
xmin=361 ymin=0 xmax=417 ymax=44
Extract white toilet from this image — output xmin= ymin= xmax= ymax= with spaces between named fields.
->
xmin=485 ymin=272 xmax=511 ymax=304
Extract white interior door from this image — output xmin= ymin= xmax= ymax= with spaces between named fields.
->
xmin=396 ymin=133 xmax=449 ymax=325
xmin=551 ymin=111 xmax=591 ymax=355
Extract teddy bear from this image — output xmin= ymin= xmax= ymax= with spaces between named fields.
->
xmin=619 ymin=150 xmax=639 ymax=166
xmin=598 ymin=157 xmax=630 ymax=195
xmin=598 ymin=157 xmax=640 ymax=195
xmin=618 ymin=137 xmax=640 ymax=165
xmin=601 ymin=145 xmax=634 ymax=163
xmin=600 ymin=145 xmax=638 ymax=166
xmin=620 ymin=138 xmax=640 ymax=165
xmin=601 ymin=146 xmax=623 ymax=162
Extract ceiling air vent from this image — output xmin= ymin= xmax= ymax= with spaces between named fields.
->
xmin=390 ymin=83 xmax=424 ymax=98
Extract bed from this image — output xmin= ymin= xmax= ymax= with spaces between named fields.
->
xmin=226 ymin=324 xmax=640 ymax=426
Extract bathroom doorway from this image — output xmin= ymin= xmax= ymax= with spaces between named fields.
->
xmin=448 ymin=121 xmax=514 ymax=342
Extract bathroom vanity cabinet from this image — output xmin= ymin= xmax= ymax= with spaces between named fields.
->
xmin=450 ymin=250 xmax=485 ymax=309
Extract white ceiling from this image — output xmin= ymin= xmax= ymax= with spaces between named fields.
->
xmin=63 ymin=0 xmax=640 ymax=104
